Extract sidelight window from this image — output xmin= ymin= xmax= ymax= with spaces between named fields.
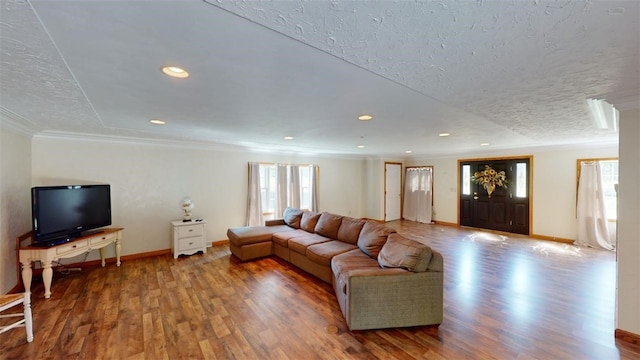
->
xmin=462 ymin=165 xmax=471 ymax=195
xmin=515 ymin=162 xmax=527 ymax=198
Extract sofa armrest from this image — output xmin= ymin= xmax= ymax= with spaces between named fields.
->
xmin=265 ymin=219 xmax=286 ymax=226
xmin=343 ymin=269 xmax=443 ymax=330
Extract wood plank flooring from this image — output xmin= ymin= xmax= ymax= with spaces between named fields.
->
xmin=2 ymin=221 xmax=639 ymax=359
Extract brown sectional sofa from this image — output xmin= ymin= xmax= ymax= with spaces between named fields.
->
xmin=227 ymin=207 xmax=443 ymax=330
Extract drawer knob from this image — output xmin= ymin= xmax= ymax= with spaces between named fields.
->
xmin=189 ymin=229 xmax=193 ymax=232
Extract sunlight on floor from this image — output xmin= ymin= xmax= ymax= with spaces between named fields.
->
xmin=466 ymin=231 xmax=508 ymax=243
xmin=532 ymin=242 xmax=584 ymax=257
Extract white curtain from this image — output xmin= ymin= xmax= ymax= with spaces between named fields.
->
xmin=311 ymin=165 xmax=319 ymax=212
xmin=403 ymin=167 xmax=432 ymax=223
xmin=289 ymin=165 xmax=301 ymax=209
xmin=246 ymin=162 xmax=263 ymax=226
xmin=275 ymin=164 xmax=288 ymax=218
xmin=576 ymin=162 xmax=614 ymax=250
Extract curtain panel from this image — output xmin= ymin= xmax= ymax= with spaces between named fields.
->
xmin=576 ymin=162 xmax=614 ymax=250
xmin=403 ymin=167 xmax=432 ymax=223
xmin=246 ymin=162 xmax=264 ymax=226
xmin=289 ymin=165 xmax=301 ymax=209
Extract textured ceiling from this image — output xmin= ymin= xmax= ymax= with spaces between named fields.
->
xmin=1 ymin=0 xmax=638 ymax=157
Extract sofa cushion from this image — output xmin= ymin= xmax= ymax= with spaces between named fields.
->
xmin=306 ymin=241 xmax=358 ymax=266
xmin=357 ymin=221 xmax=396 ymax=259
xmin=315 ymin=213 xmax=343 ymax=239
xmin=378 ymin=233 xmax=433 ymax=272
xmin=283 ymin=207 xmax=304 ymax=229
xmin=272 ymin=229 xmax=308 ymax=247
xmin=337 ymin=217 xmax=366 ymax=245
xmin=288 ymin=233 xmax=332 ymax=255
xmin=331 ymin=249 xmax=385 ymax=294
xmin=300 ymin=211 xmax=321 ymax=233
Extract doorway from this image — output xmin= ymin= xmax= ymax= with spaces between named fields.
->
xmin=385 ymin=162 xmax=402 ymax=221
xmin=459 ymin=157 xmax=531 ymax=235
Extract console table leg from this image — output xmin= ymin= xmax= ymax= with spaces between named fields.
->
xmin=100 ymin=247 xmax=106 ymax=267
xmin=20 ymin=261 xmax=32 ymax=294
xmin=115 ymin=239 xmax=121 ymax=266
xmin=42 ymin=262 xmax=53 ymax=299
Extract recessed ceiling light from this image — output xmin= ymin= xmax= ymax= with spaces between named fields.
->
xmin=439 ymin=132 xmax=450 ymax=137
xmin=358 ymin=115 xmax=373 ymax=121
xmin=149 ymin=119 xmax=166 ymax=125
xmin=161 ymin=66 xmax=189 ymax=78
xmin=283 ymin=136 xmax=294 ymax=140
xmin=480 ymin=143 xmax=490 ymax=146
xmin=357 ymin=145 xmax=365 ymax=148
xmin=405 ymin=150 xmax=412 ymax=154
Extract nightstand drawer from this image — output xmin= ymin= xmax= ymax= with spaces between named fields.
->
xmin=178 ymin=224 xmax=203 ymax=238
xmin=178 ymin=236 xmax=203 ymax=251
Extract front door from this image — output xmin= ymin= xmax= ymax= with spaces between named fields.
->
xmin=459 ymin=158 xmax=530 ymax=235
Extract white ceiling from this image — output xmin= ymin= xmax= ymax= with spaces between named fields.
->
xmin=1 ymin=0 xmax=638 ymax=158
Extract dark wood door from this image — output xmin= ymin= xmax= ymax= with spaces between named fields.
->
xmin=459 ymin=159 xmax=530 ymax=235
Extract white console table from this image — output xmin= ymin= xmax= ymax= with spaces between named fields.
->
xmin=18 ymin=228 xmax=123 ymax=299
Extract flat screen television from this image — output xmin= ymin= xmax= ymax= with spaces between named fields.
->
xmin=31 ymin=185 xmax=112 ymax=247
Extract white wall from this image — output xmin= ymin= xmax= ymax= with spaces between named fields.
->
xmin=617 ymin=109 xmax=640 ymax=336
xmin=407 ymin=145 xmax=618 ymax=240
xmin=0 ymin=129 xmax=32 ymax=294
xmin=363 ymin=158 xmax=384 ymax=220
xmin=31 ymin=136 xmax=367 ymax=261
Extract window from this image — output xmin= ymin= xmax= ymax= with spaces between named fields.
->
xmin=515 ymin=162 xmax=527 ymax=198
xmin=599 ymin=160 xmax=618 ymax=220
xmin=462 ymin=165 xmax=471 ymax=195
xmin=258 ymin=163 xmax=316 ymax=220
xmin=259 ymin=165 xmax=278 ymax=216
xmin=300 ymin=165 xmax=312 ymax=210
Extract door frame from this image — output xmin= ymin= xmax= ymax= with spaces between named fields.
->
xmin=457 ymin=155 xmax=534 ymax=235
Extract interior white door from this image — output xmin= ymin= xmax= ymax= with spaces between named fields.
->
xmin=385 ymin=163 xmax=402 ymax=221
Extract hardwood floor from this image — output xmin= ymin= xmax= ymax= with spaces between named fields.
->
xmin=2 ymin=221 xmax=639 ymax=359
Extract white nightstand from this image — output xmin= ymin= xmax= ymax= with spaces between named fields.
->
xmin=171 ymin=220 xmax=207 ymax=259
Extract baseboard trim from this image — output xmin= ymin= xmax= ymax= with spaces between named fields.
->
xmin=72 ymin=248 xmax=172 ymax=268
xmin=211 ymin=239 xmax=229 ymax=246
xmin=529 ymin=233 xmax=574 ymax=244
xmin=616 ymin=328 xmax=640 ymax=345
xmin=432 ymin=220 xmax=458 ymax=227
xmin=7 ymin=248 xmax=171 ymax=294
xmin=432 ymin=221 xmax=575 ymax=244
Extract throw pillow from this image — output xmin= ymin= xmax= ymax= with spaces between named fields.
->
xmin=315 ymin=212 xmax=343 ymax=239
xmin=378 ymin=233 xmax=433 ymax=272
xmin=283 ymin=207 xmax=303 ymax=229
xmin=300 ymin=211 xmax=321 ymax=233
xmin=357 ymin=221 xmax=396 ymax=259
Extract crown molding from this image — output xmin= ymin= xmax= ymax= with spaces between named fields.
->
xmin=31 ymin=130 xmax=369 ymax=161
xmin=0 ymin=107 xmax=38 ymax=137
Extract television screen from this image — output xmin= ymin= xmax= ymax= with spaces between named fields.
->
xmin=31 ymin=185 xmax=112 ymax=246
